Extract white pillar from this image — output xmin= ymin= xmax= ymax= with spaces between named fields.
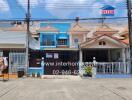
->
xmin=126 ymin=48 xmax=131 ymax=74
xmin=69 ymin=34 xmax=72 ymax=48
xmin=79 ymin=49 xmax=83 ymax=75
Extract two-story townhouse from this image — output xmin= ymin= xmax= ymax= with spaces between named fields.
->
xmin=29 ymin=22 xmax=79 ymax=75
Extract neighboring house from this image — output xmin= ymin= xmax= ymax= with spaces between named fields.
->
xmin=0 ymin=23 xmax=39 ymax=77
xmin=0 ymin=26 xmax=26 ymax=75
xmin=79 ymin=25 xmax=130 ymax=75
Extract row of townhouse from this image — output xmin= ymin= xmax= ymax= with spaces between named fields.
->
xmin=0 ymin=21 xmax=131 ymax=77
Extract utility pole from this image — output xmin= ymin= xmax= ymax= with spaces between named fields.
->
xmin=25 ymin=0 xmax=30 ymax=75
xmin=127 ymin=0 xmax=132 ymax=73
xmin=101 ymin=17 xmax=105 ymax=27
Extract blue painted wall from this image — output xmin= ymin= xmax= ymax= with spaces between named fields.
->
xmin=28 ymin=67 xmax=43 ymax=76
xmin=39 ymin=22 xmax=71 ymax=49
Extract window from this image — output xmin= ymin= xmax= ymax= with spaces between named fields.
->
xmin=34 ymin=37 xmax=39 ymax=41
xmin=74 ymin=38 xmax=79 ymax=43
xmin=41 ymin=34 xmax=55 ymax=46
xmin=58 ymin=39 xmax=67 ymax=45
xmin=46 ymin=53 xmax=53 ymax=58
xmin=99 ymin=41 xmax=106 ymax=46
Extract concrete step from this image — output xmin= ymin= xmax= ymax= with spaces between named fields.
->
xmin=41 ymin=75 xmax=81 ymax=80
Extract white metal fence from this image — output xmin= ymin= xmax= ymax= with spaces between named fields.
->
xmin=9 ymin=52 xmax=26 ymax=74
xmin=81 ymin=62 xmax=130 ymax=74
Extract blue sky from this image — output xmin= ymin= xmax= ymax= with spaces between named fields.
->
xmin=0 ymin=0 xmax=127 ymax=19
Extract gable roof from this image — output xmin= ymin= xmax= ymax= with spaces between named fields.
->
xmin=80 ymin=34 xmax=128 ymax=48
xmin=69 ymin=23 xmax=89 ymax=34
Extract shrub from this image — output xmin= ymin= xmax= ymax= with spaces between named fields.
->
xmin=84 ymin=66 xmax=92 ymax=76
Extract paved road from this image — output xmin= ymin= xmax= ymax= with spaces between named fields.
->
xmin=0 ymin=78 xmax=132 ymax=100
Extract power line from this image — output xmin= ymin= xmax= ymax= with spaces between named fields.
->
xmin=0 ymin=17 xmax=128 ymax=22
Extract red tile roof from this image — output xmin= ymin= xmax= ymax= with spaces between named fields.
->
xmin=69 ymin=23 xmax=89 ymax=34
xmin=38 ymin=25 xmax=59 ymax=32
xmin=121 ymin=38 xmax=129 ymax=44
xmin=80 ymin=34 xmax=128 ymax=47
xmin=94 ymin=25 xmax=118 ymax=36
xmin=5 ymin=25 xmax=26 ymax=31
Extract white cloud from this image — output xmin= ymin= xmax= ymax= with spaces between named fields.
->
xmin=0 ymin=0 xmax=9 ymax=12
xmin=17 ymin=0 xmax=125 ymax=18
xmin=17 ymin=0 xmax=39 ymax=10
xmin=44 ymin=0 xmax=97 ymax=18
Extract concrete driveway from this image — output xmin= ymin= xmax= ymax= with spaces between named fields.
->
xmin=0 ymin=78 xmax=132 ymax=100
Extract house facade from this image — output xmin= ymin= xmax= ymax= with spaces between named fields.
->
xmin=28 ymin=22 xmax=131 ymax=76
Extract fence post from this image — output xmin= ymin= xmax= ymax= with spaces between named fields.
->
xmin=103 ymin=63 xmax=105 ymax=74
xmin=112 ymin=62 xmax=114 ymax=74
xmin=119 ymin=62 xmax=121 ymax=74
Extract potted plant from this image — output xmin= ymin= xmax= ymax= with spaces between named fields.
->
xmin=83 ymin=66 xmax=92 ymax=77
xmin=37 ymin=72 xmax=41 ymax=78
xmin=32 ymin=73 xmax=35 ymax=77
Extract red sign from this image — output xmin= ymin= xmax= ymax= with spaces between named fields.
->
xmin=102 ymin=10 xmax=114 ymax=15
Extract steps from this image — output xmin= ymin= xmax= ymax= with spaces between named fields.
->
xmin=41 ymin=75 xmax=81 ymax=80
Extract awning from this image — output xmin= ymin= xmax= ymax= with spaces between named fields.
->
xmin=0 ymin=30 xmax=26 ymax=48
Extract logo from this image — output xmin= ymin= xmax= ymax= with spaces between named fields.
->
xmin=101 ymin=5 xmax=115 ymax=16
